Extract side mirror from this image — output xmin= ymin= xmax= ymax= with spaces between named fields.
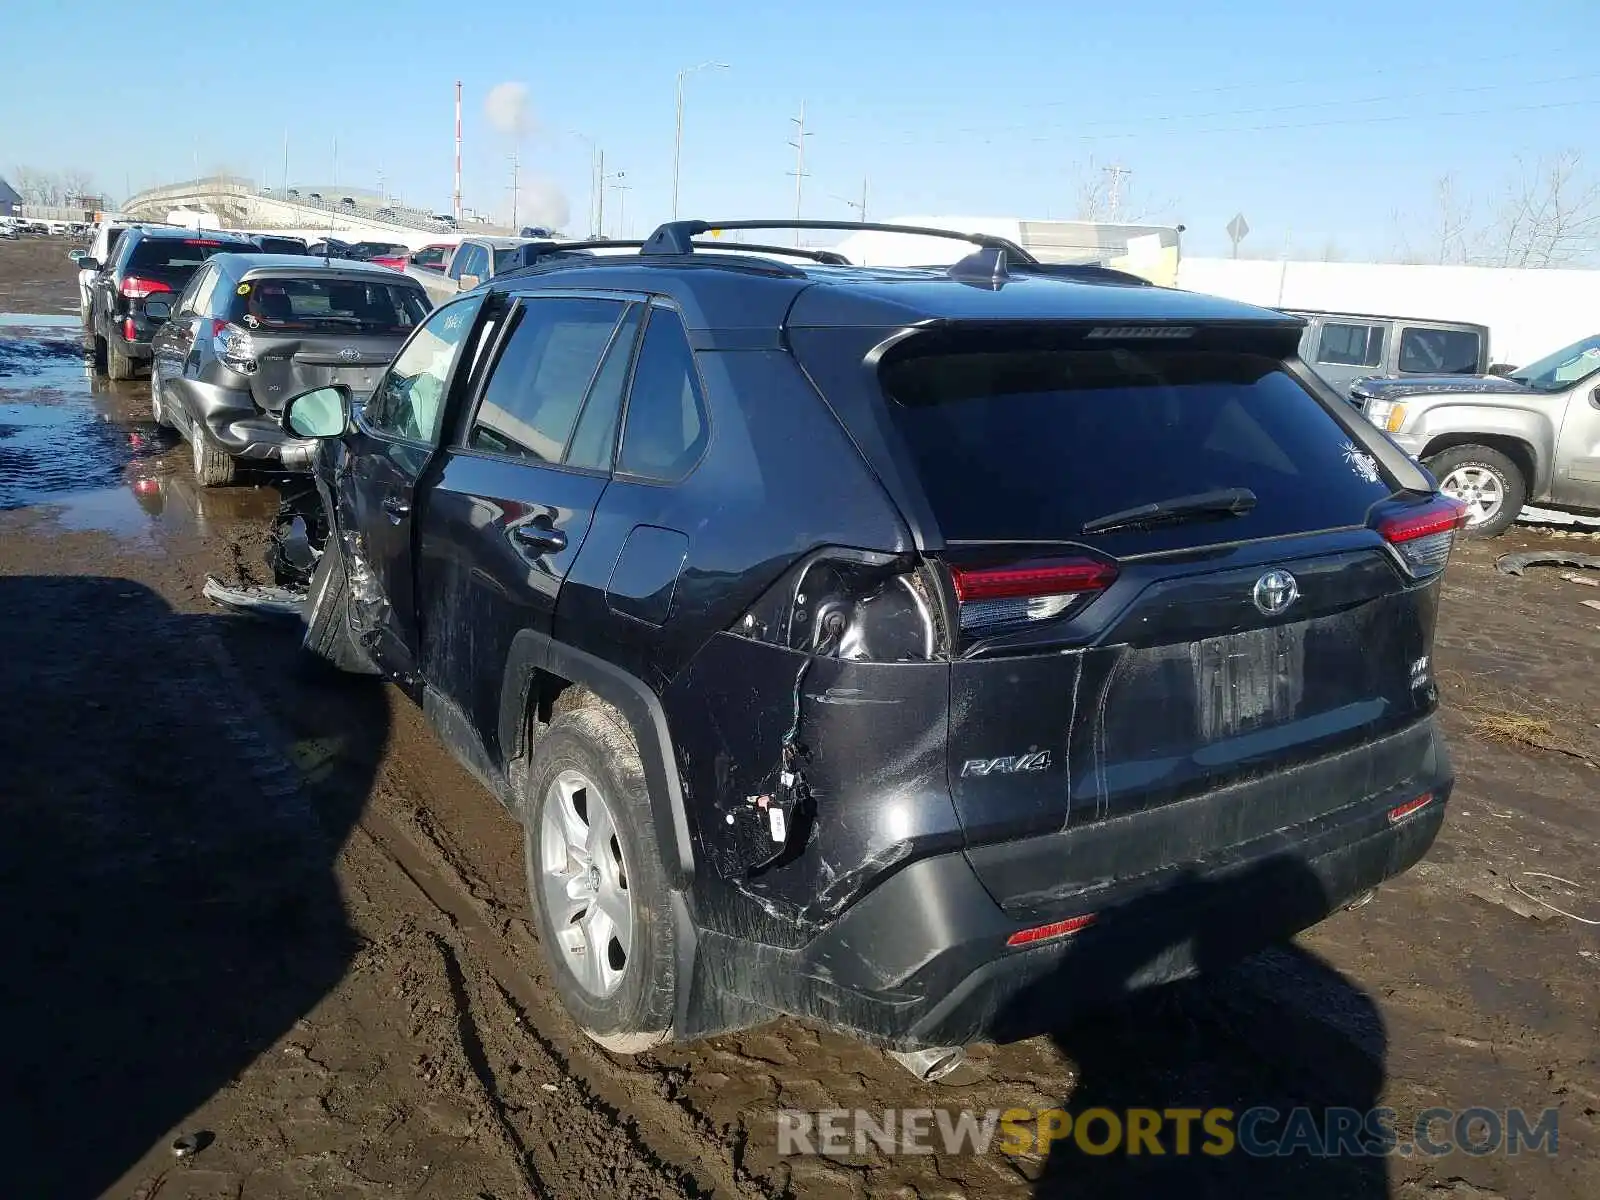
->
xmin=78 ymin=257 xmax=100 ymax=273
xmin=459 ymin=274 xmax=480 ymax=290
xmin=68 ymin=249 xmax=85 ymax=263
xmin=281 ymin=384 xmax=351 ymax=439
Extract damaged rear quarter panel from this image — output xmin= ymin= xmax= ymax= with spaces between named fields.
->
xmin=662 ymin=632 xmax=961 ymax=946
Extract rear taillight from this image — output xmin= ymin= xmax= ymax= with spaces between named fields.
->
xmin=732 ymin=551 xmax=941 ymax=662
xmin=950 ymin=558 xmax=1118 ymax=637
xmin=212 ymin=320 xmax=257 ymax=374
xmin=1007 ymin=912 xmax=1096 ymax=948
xmin=1387 ymin=792 xmax=1435 ymax=823
xmin=122 ymin=317 xmax=136 ymax=341
xmin=120 ymin=276 xmax=172 ymax=299
xmin=1378 ymin=496 xmax=1469 ymax=578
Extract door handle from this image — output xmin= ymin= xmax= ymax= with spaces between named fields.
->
xmin=513 ymin=519 xmax=567 ymax=553
xmin=381 ymin=495 xmax=410 ymax=523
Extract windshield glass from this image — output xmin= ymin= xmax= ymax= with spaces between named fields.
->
xmin=1509 ymin=335 xmax=1600 ymax=392
xmin=229 ymin=277 xmax=429 ymax=333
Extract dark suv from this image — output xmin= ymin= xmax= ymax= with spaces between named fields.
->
xmin=278 ymin=220 xmax=1461 ymax=1062
xmin=83 ymin=227 xmax=256 ymax=379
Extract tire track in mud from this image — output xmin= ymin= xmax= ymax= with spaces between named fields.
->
xmin=195 ymin=629 xmax=748 ymax=1197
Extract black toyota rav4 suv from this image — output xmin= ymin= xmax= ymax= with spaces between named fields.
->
xmin=278 ymin=220 xmax=1461 ymax=1063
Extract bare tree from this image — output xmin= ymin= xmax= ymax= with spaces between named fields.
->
xmin=1490 ymin=152 xmax=1600 ymax=268
xmin=10 ymin=166 xmax=99 ymax=207
xmin=1431 ymin=174 xmax=1476 ymax=265
xmin=1069 ymin=157 xmax=1176 ymax=224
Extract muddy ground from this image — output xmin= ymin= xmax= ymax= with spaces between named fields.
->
xmin=1 ymin=239 xmax=1596 ymax=1199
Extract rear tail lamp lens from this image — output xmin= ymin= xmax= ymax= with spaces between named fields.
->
xmin=122 ymin=318 xmax=136 ymax=342
xmin=212 ymin=322 xmax=258 ymax=374
xmin=1387 ymin=792 xmax=1435 ymax=823
xmin=1378 ymin=497 xmax=1469 ymax=578
xmin=950 ymin=558 xmax=1118 ymax=636
xmin=120 ymin=276 xmax=172 ymax=299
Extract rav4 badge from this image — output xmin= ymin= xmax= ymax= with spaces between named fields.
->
xmin=961 ymin=750 xmax=1051 ymax=777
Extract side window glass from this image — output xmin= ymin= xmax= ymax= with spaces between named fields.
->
xmin=467 ymin=297 xmax=624 ymax=462
xmin=617 ymin=307 xmax=710 ymax=482
xmin=363 ymin=294 xmax=485 ymax=444
xmin=178 ymin=265 xmax=213 ymax=316
xmin=1399 ymin=328 xmax=1480 ymax=375
xmin=193 ymin=267 xmax=224 ymax=318
xmin=566 ymin=304 xmax=645 ymax=471
xmin=1316 ymin=322 xmax=1384 ymax=368
xmin=448 ymin=244 xmax=470 ymax=280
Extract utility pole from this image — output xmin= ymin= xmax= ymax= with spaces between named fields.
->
xmin=596 ymin=149 xmax=605 ymax=238
xmin=508 ymin=150 xmax=520 ymax=230
xmin=454 ymin=80 xmax=463 ymax=223
xmin=281 ymin=129 xmax=289 ymax=195
xmin=1102 ymin=163 xmax=1131 ymax=221
xmin=610 ymin=181 xmax=632 ymax=238
xmin=672 ymin=62 xmax=729 ymax=219
xmin=788 ymin=102 xmax=810 ymax=245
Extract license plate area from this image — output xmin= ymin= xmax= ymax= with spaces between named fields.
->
xmin=1191 ymin=625 xmax=1306 ymax=742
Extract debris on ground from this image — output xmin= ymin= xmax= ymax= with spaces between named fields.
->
xmin=203 ymin=575 xmax=306 ymax=619
xmin=1496 ymin=549 xmax=1600 ymax=576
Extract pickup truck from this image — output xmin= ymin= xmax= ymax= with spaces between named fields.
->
xmin=405 ymin=236 xmax=537 ymax=307
xmin=1351 ymin=333 xmax=1600 ymax=536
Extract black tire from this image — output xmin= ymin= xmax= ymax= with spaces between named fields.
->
xmin=301 ymin=547 xmax=381 ymax=675
xmin=523 ymin=704 xmax=677 ymax=1053
xmin=107 ymin=337 xmax=135 ymax=381
xmin=90 ymin=335 xmax=107 ymax=376
xmin=189 ymin=418 xmax=237 ymax=487
xmin=1426 ymin=444 xmax=1526 ymax=538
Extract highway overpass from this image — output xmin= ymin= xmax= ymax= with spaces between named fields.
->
xmin=120 ymin=175 xmax=514 ymax=249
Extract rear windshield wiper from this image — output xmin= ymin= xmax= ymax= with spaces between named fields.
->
xmin=1081 ymin=487 xmax=1257 ymax=535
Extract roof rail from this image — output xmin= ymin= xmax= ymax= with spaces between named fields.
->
xmin=640 ymin=219 xmax=1039 ymax=263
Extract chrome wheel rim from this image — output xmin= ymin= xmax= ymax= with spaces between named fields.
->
xmin=150 ymin=371 xmax=164 ymax=423
xmin=1439 ymin=465 xmax=1504 ymax=527
xmin=191 ymin=422 xmax=204 ymax=472
xmin=539 ymin=768 xmax=632 ymax=997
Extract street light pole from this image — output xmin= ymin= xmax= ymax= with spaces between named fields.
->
xmin=671 ymin=61 xmax=728 ymax=219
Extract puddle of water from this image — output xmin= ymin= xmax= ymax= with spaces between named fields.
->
xmin=0 ymin=313 xmax=80 ymax=329
xmin=44 ymin=485 xmax=161 ymax=537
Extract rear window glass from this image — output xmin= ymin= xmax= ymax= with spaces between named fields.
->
xmin=879 ymin=346 xmax=1395 ymax=546
xmin=128 ymin=238 xmax=240 ymax=272
xmin=1398 ymin=327 xmax=1480 ymax=374
xmin=229 ymin=277 xmax=429 ymax=333
xmin=256 ymin=237 xmax=308 ymax=255
xmin=493 ymin=247 xmax=524 ymax=272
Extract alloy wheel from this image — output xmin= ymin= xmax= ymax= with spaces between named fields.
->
xmin=538 ymin=768 xmax=633 ymax=997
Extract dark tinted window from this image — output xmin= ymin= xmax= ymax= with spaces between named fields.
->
xmin=617 ymin=308 xmax=709 ymax=481
xmin=451 ymin=244 xmax=485 ymax=280
xmin=255 ymin=236 xmax=308 ymax=255
xmin=468 ymin=298 xmax=625 ymax=462
xmin=879 ymin=344 xmax=1394 ymax=546
xmin=567 ymin=305 xmax=644 ymax=471
xmin=105 ymin=228 xmax=126 ymax=257
xmin=413 ymin=246 xmax=447 ymax=269
xmin=492 ymin=246 xmax=524 ymax=273
xmin=127 ymin=237 xmax=242 ymax=273
xmin=1316 ymin=322 xmax=1384 ymax=368
xmin=228 ymin=277 xmax=428 ymax=332
xmin=1398 ymin=327 xmax=1480 ymax=374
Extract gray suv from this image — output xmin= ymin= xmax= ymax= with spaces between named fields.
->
xmin=1352 ymin=333 xmax=1600 ymax=535
xmin=1288 ymin=310 xmax=1489 ymax=396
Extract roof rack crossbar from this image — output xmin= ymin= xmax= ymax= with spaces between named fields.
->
xmin=641 ymin=219 xmax=1039 ymax=263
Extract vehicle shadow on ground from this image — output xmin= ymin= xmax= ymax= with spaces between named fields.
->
xmin=0 ymin=574 xmax=387 ymax=1198
xmin=1011 ymin=859 xmax=1391 ymax=1199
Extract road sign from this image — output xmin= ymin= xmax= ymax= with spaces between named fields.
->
xmin=1227 ymin=213 xmax=1250 ymax=257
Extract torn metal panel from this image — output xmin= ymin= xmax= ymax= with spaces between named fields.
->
xmin=1495 ymin=550 xmax=1600 ymax=576
xmin=202 ymin=576 xmax=307 ymax=619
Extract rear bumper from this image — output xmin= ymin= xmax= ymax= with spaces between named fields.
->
xmin=693 ymin=719 xmax=1451 ymax=1049
xmin=184 ymin=379 xmax=315 ymax=465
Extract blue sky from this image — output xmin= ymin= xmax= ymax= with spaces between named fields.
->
xmin=2 ymin=0 xmax=1596 ymax=257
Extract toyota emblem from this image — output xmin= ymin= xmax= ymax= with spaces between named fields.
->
xmin=338 ymin=347 xmax=360 ymax=362
xmin=1252 ymin=569 xmax=1299 ymax=616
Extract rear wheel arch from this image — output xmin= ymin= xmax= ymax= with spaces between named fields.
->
xmin=499 ymin=631 xmax=695 ymax=887
xmin=1419 ymin=433 xmax=1536 ymax=495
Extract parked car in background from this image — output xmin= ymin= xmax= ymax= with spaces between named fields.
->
xmin=251 ymin=234 xmax=311 ymax=255
xmin=1287 ymin=310 xmax=1489 ymax=397
xmin=1351 ymin=332 xmax=1600 ymax=536
xmin=82 ymin=226 xmax=255 ymax=380
xmin=151 ymin=255 xmax=430 ymax=485
xmin=76 ymin=219 xmax=138 ymax=321
xmin=407 ymin=242 xmax=455 ymax=273
xmin=405 ymin=235 xmax=533 ymax=306
xmin=307 ymin=238 xmax=354 ymax=259
xmin=0 ymin=222 xmax=17 ymax=240
xmin=346 ymin=241 xmax=410 ymax=269
xmin=277 ymin=219 xmax=1460 ymax=1061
